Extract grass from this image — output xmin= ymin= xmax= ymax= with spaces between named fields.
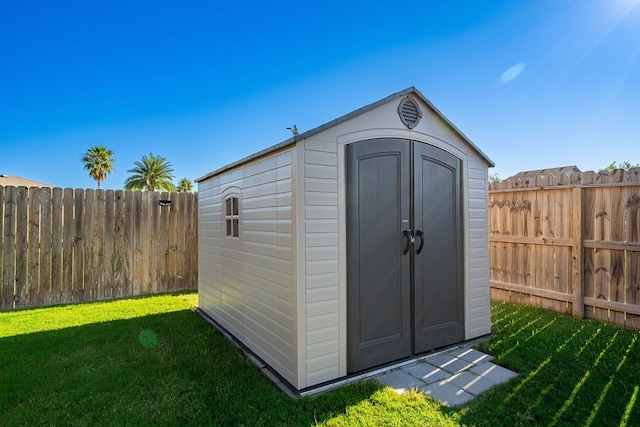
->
xmin=1 ymin=294 xmax=640 ymax=426
xmin=461 ymin=302 xmax=640 ymax=426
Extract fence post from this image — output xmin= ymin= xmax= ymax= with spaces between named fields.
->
xmin=572 ymin=186 xmax=584 ymax=317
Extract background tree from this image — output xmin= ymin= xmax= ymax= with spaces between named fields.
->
xmin=81 ymin=145 xmax=115 ymax=189
xmin=176 ymin=177 xmax=193 ymax=193
xmin=604 ymin=161 xmax=639 ymax=172
xmin=124 ymin=153 xmax=175 ymax=191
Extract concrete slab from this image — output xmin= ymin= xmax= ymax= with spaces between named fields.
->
xmin=426 ymin=353 xmax=474 ymax=374
xmin=469 ymin=362 xmax=518 ymax=383
xmin=376 ymin=369 xmax=426 ymax=393
xmin=404 ymin=362 xmax=450 ymax=385
xmin=448 ymin=347 xmax=495 ymax=365
xmin=420 ymin=380 xmax=475 ymax=406
xmin=446 ymin=371 xmax=497 ymax=396
xmin=368 ymin=346 xmax=519 ymax=406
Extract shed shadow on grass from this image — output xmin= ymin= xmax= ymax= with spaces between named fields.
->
xmin=0 ymin=305 xmax=385 ymax=426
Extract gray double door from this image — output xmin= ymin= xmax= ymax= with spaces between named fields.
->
xmin=346 ymin=138 xmax=464 ymax=373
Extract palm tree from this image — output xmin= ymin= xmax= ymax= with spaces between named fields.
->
xmin=175 ymin=177 xmax=193 ymax=193
xmin=81 ymin=145 xmax=115 ymax=189
xmin=124 ymin=153 xmax=175 ymax=191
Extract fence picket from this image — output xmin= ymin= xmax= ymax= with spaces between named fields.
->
xmin=132 ymin=190 xmax=143 ymax=296
xmin=15 ymin=187 xmax=28 ymax=308
xmin=39 ymin=188 xmax=52 ymax=306
xmin=593 ymin=186 xmax=611 ymax=322
xmin=124 ymin=189 xmax=135 ymax=296
xmin=62 ymin=188 xmax=74 ymax=303
xmin=104 ymin=190 xmax=114 ymax=300
xmin=51 ymin=188 xmax=63 ymax=305
xmin=167 ymin=191 xmax=179 ymax=291
xmin=73 ymin=189 xmax=85 ymax=302
xmin=177 ymin=192 xmax=187 ymax=290
xmin=148 ymin=191 xmax=160 ymax=295
xmin=112 ymin=190 xmax=128 ymax=298
xmin=84 ymin=189 xmax=95 ymax=301
xmin=158 ymin=191 xmax=170 ymax=292
xmin=2 ymin=187 xmax=15 ymax=310
xmin=610 ymin=186 xmax=626 ymax=325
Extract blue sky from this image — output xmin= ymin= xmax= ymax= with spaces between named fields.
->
xmin=2 ymin=0 xmax=639 ymax=189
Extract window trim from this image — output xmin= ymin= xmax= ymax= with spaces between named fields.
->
xmin=223 ymin=192 xmax=241 ymax=239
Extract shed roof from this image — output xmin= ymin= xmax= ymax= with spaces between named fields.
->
xmin=0 ymin=174 xmax=55 ymax=188
xmin=197 ymin=86 xmax=494 ymax=182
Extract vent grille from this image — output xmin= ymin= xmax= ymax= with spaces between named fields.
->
xmin=398 ymin=96 xmax=422 ymax=129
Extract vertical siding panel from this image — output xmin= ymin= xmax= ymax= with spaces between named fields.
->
xmin=14 ymin=187 xmax=29 ymax=308
xmin=466 ymin=165 xmax=490 ymax=338
xmin=2 ymin=187 xmax=16 ymax=310
xmin=50 ymin=188 xmax=63 ymax=306
xmin=303 ymin=142 xmax=340 ymax=387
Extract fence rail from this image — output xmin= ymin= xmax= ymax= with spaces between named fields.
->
xmin=489 ymin=168 xmax=640 ymax=328
xmin=1 ymin=186 xmax=197 ymax=311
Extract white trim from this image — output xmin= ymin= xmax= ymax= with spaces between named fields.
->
xmin=293 ymin=144 xmax=307 ymax=389
xmin=336 ymin=140 xmax=348 ymax=378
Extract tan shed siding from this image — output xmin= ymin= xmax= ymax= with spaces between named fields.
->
xmin=198 ymin=179 xmax=223 ymax=312
xmin=466 ymin=161 xmax=491 ymax=337
xmin=198 ymin=150 xmax=297 ymax=385
xmin=303 ymin=140 xmax=341 ymax=386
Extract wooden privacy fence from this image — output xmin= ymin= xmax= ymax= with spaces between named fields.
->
xmin=489 ymin=168 xmax=640 ymax=328
xmin=1 ymin=186 xmax=198 ymax=311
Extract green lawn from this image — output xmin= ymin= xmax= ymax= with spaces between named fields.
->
xmin=1 ymin=294 xmax=639 ymax=426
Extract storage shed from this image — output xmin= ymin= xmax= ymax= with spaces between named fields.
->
xmin=196 ymin=87 xmax=494 ymax=393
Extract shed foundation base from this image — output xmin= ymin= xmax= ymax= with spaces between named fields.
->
xmin=197 ymin=308 xmax=494 ymax=399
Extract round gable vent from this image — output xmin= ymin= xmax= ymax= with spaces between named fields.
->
xmin=398 ymin=96 xmax=422 ymax=129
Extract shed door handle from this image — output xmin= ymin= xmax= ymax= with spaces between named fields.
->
xmin=416 ymin=230 xmax=424 ymax=255
xmin=403 ymin=230 xmax=414 ymax=255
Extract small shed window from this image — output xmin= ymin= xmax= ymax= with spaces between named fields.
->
xmin=225 ymin=196 xmax=240 ymax=238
